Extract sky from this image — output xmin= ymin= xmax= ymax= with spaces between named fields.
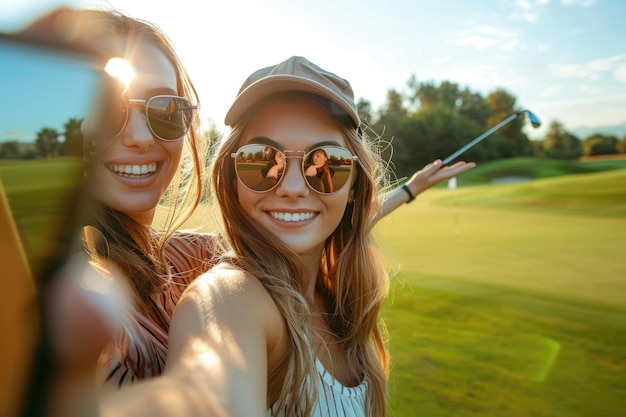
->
xmin=2 ymin=0 xmax=626 ymax=140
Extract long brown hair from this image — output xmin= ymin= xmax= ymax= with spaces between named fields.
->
xmin=82 ymin=8 xmax=208 ymax=309
xmin=211 ymin=92 xmax=390 ymax=416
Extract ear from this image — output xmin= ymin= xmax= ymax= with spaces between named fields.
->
xmin=348 ymin=187 xmax=355 ymax=203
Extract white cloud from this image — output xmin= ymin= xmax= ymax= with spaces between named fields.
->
xmin=451 ymin=25 xmax=521 ymax=51
xmin=510 ymin=0 xmax=550 ymax=23
xmin=540 ymin=85 xmax=562 ymax=97
xmin=614 ymin=64 xmax=626 ymax=83
xmin=432 ymin=64 xmax=512 ymax=91
xmin=548 ymin=54 xmax=626 ymax=81
xmin=431 ymin=57 xmax=450 ymax=65
xmin=578 ymin=85 xmax=601 ymax=95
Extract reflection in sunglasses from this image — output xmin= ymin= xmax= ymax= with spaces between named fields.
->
xmin=232 ymin=144 xmax=357 ymax=194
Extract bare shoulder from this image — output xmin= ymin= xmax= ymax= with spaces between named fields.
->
xmin=178 ymin=263 xmax=284 ymax=336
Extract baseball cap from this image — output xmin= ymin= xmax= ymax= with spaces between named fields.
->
xmin=224 ymin=56 xmax=360 ymax=129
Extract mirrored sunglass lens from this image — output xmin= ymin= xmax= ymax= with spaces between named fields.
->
xmin=234 ymin=144 xmax=285 ymax=191
xmin=147 ymin=96 xmax=193 ymax=140
xmin=304 ymin=146 xmax=353 ymax=193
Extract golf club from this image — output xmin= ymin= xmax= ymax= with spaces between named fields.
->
xmin=442 ymin=109 xmax=541 ymax=165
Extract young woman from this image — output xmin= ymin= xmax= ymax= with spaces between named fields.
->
xmin=96 ymin=55 xmax=406 ymax=417
xmin=304 ymin=147 xmax=334 ymax=192
xmin=20 ymin=6 xmax=218 ymax=391
xmin=80 ymin=9 xmax=222 ymax=387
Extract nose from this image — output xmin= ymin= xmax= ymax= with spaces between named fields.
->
xmin=120 ymin=107 xmax=155 ymax=150
xmin=275 ymin=158 xmax=308 ymax=198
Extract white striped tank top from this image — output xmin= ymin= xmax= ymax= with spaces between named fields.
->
xmin=267 ymin=358 xmax=368 ymax=417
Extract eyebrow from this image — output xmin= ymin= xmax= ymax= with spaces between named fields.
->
xmin=247 ymin=136 xmax=343 ymax=152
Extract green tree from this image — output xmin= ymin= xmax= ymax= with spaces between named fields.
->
xmin=373 ymin=88 xmax=407 ymax=142
xmin=617 ymin=135 xmax=626 ymax=154
xmin=415 ymin=81 xmax=439 ymax=111
xmin=438 ymin=81 xmax=461 ymax=111
xmin=61 ymin=117 xmax=84 ymax=156
xmin=372 ymin=89 xmax=408 ymax=171
xmin=356 ymin=98 xmax=374 ymax=126
xmin=543 ymin=120 xmax=581 ymax=159
xmin=0 ymin=141 xmax=21 ymax=159
xmin=582 ymin=134 xmax=618 ymax=156
xmin=485 ymin=89 xmax=533 ymax=158
xmin=458 ymin=87 xmax=490 ymax=127
xmin=391 ymin=105 xmax=486 ymax=178
xmin=35 ymin=127 xmax=60 ymax=158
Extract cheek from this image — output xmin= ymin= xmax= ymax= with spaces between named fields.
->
xmin=235 ymin=183 xmax=258 ymax=216
xmin=165 ymin=141 xmax=184 ymax=163
xmin=161 ymin=141 xmax=185 ymax=180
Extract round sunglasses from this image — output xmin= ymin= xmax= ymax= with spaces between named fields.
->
xmin=231 ymin=144 xmax=358 ymax=194
xmin=106 ymin=94 xmax=197 ymax=141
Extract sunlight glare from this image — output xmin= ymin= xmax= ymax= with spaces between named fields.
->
xmin=105 ymin=57 xmax=135 ymax=89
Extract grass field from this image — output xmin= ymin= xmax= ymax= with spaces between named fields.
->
xmin=377 ymin=163 xmax=626 ymax=416
xmin=0 ymin=158 xmax=82 ymax=276
xmin=2 ymin=156 xmax=624 ymax=416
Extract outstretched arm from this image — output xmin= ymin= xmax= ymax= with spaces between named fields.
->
xmin=99 ymin=264 xmax=282 ymax=417
xmin=376 ymin=159 xmax=476 ymax=221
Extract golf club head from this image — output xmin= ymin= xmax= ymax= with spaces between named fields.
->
xmin=519 ymin=109 xmax=542 ymax=128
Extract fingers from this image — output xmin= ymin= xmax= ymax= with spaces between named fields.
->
xmin=440 ymin=161 xmax=476 ymax=177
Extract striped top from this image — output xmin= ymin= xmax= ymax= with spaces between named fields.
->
xmin=268 ymin=359 xmax=368 ymax=417
xmin=96 ymin=233 xmax=217 ymax=388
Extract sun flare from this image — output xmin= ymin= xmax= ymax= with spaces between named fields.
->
xmin=104 ymin=57 xmax=135 ymax=89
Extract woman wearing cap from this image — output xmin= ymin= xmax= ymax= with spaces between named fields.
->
xmin=95 ymin=55 xmax=426 ymax=417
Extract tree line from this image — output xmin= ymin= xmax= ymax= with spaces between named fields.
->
xmin=356 ymin=77 xmax=626 ymax=179
xmin=2 ymin=78 xmax=626 ymax=174
xmin=0 ymin=117 xmax=83 ymax=160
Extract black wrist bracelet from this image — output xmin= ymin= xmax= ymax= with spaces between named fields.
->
xmin=401 ymin=185 xmax=415 ymax=203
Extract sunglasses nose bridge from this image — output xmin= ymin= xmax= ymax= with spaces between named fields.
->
xmin=275 ymin=155 xmax=310 ymax=194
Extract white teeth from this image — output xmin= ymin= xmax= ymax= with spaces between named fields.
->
xmin=269 ymin=211 xmax=316 ymax=222
xmin=108 ymin=163 xmax=157 ymax=177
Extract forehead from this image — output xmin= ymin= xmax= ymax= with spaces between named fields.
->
xmin=240 ymin=97 xmax=346 ymax=149
xmin=124 ymin=42 xmax=178 ymax=95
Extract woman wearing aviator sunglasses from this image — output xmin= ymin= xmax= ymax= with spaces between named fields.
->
xmin=63 ymin=8 xmax=217 ymax=389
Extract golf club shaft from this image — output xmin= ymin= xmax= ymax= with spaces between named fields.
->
xmin=442 ymin=112 xmax=521 ymax=165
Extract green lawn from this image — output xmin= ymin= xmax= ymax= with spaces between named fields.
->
xmin=0 ymin=158 xmax=83 ymax=276
xmin=3 ymin=157 xmax=625 ymax=416
xmin=378 ymin=167 xmax=626 ymax=416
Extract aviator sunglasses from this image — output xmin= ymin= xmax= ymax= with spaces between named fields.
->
xmin=231 ymin=143 xmax=358 ymax=194
xmin=106 ymin=94 xmax=197 ymax=141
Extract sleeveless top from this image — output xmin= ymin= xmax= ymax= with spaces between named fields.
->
xmin=268 ymin=359 xmax=368 ymax=417
xmin=96 ymin=233 xmax=218 ymax=388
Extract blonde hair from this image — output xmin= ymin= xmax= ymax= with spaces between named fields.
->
xmin=81 ymin=8 xmax=208 ymax=308
xmin=210 ymin=92 xmax=390 ymax=416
